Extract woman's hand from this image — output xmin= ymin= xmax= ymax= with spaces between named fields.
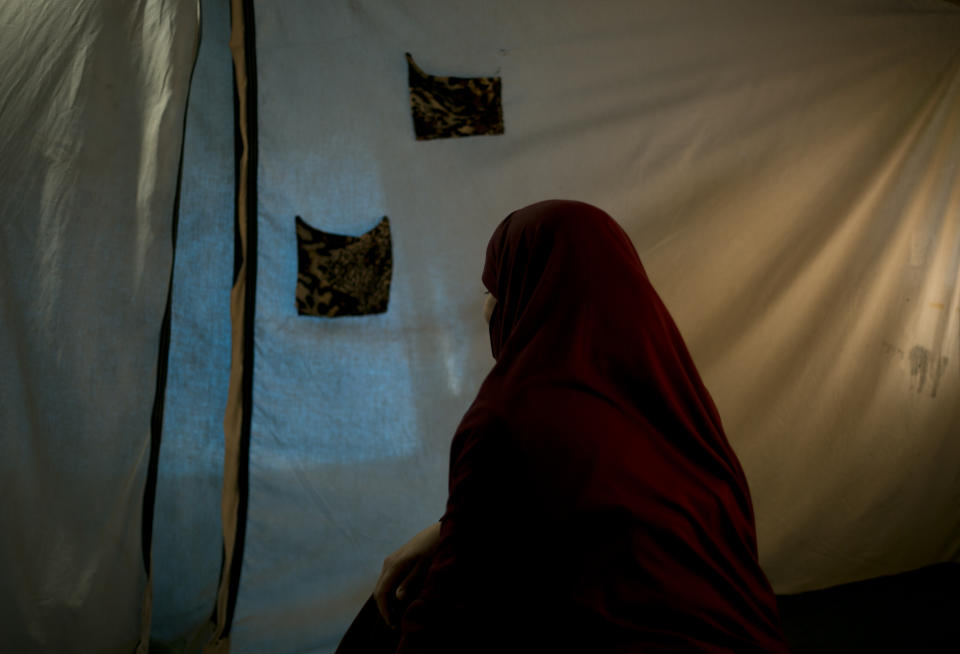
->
xmin=374 ymin=521 xmax=443 ymax=628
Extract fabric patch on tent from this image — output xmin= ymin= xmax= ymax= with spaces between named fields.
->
xmin=407 ymin=52 xmax=504 ymax=140
xmin=295 ymin=215 xmax=392 ymax=317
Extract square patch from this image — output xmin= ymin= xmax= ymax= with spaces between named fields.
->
xmin=295 ymin=215 xmax=392 ymax=317
xmin=407 ymin=52 xmax=504 ymax=140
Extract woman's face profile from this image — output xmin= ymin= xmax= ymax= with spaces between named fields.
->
xmin=482 ymin=292 xmax=497 ymax=324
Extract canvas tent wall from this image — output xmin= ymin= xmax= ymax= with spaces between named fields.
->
xmin=1 ymin=1 xmax=958 ymax=653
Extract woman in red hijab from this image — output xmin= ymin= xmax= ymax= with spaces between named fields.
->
xmin=338 ymin=200 xmax=789 ymax=653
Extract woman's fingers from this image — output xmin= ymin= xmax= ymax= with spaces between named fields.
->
xmin=397 ymin=556 xmax=429 ymax=601
xmin=372 ymin=524 xmax=442 ymax=629
xmin=374 ymin=555 xmax=408 ymax=628
xmin=373 ymin=580 xmax=391 ymax=627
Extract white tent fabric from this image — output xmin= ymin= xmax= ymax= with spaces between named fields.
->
xmin=236 ymin=1 xmax=960 ymax=651
xmin=2 ymin=1 xmax=959 ymax=653
xmin=0 ymin=1 xmax=199 ymax=652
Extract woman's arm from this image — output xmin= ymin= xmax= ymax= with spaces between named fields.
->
xmin=394 ymin=418 xmax=520 ymax=653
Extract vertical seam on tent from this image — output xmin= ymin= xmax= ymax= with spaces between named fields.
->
xmin=208 ymin=0 xmax=258 ymax=649
xmin=224 ymin=0 xmax=258 ymax=637
xmin=136 ymin=1 xmax=204 ymax=651
xmin=231 ymin=50 xmax=244 ymax=287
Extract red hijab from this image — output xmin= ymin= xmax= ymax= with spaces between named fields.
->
xmin=397 ymin=200 xmax=788 ymax=653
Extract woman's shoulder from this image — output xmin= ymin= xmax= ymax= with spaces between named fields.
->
xmin=457 ymin=377 xmax=633 ymax=465
xmin=501 ymin=378 xmax=628 ymax=431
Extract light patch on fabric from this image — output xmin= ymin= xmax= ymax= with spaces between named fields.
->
xmin=406 ymin=52 xmax=504 ymax=141
xmin=295 ymin=215 xmax=392 ymax=317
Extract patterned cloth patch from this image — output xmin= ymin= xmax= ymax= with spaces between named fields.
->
xmin=407 ymin=52 xmax=504 ymax=141
xmin=295 ymin=215 xmax=392 ymax=317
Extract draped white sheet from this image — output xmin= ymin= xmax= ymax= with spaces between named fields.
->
xmin=0 ymin=1 xmax=199 ymax=652
xmin=237 ymin=1 xmax=960 ymax=652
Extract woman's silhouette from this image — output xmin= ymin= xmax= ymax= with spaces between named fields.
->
xmin=339 ymin=200 xmax=789 ymax=653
